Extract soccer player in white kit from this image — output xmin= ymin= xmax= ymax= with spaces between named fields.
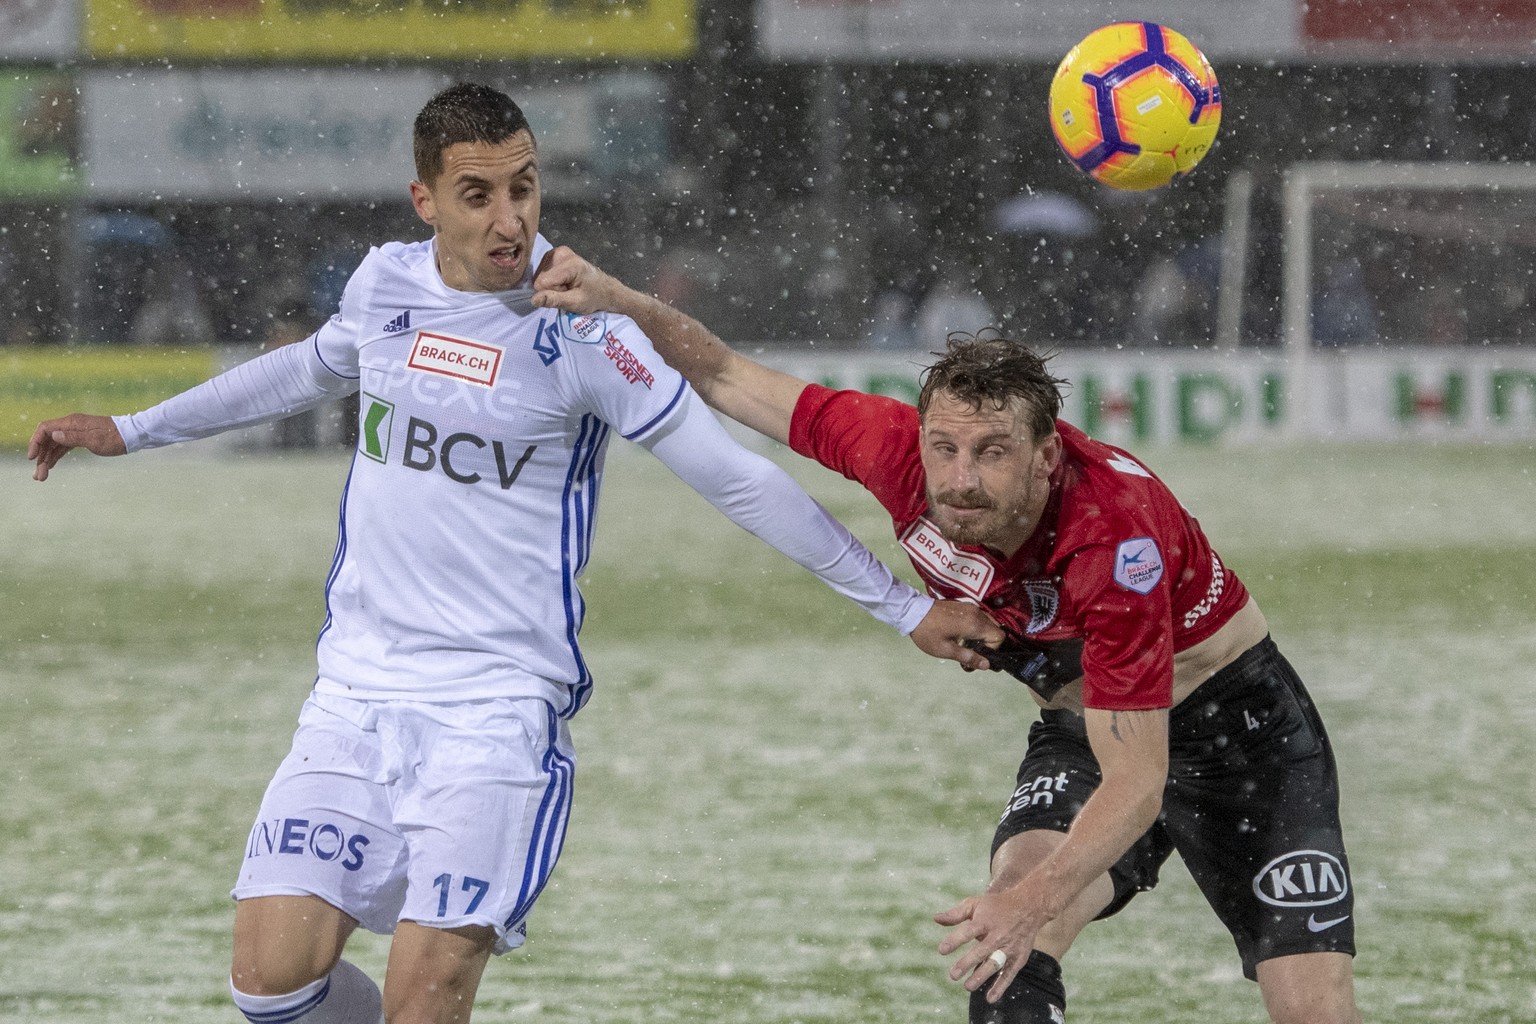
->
xmin=27 ymin=83 xmax=1003 ymax=1024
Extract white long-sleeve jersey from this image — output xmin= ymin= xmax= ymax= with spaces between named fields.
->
xmin=115 ymin=235 xmax=932 ymax=714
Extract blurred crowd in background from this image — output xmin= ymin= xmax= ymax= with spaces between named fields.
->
xmin=3 ymin=1 xmax=1536 ymax=352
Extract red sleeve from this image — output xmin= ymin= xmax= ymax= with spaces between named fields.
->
xmin=1064 ymin=544 xmax=1176 ymax=711
xmin=788 ymin=384 xmax=926 ymax=523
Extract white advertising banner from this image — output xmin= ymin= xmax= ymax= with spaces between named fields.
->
xmin=762 ymin=348 xmax=1536 ymax=443
xmin=756 ymin=0 xmax=1300 ymax=61
xmin=1305 ymin=350 xmax=1536 ymax=441
xmin=82 ymin=68 xmax=642 ymax=200
xmin=0 ymin=0 xmax=78 ymax=59
xmin=82 ymin=69 xmax=440 ymax=201
xmin=766 ymin=351 xmax=1289 ymax=444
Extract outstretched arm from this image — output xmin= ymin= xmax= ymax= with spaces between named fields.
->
xmin=26 ymin=337 xmax=355 ymax=483
xmin=640 ymin=387 xmax=1003 ymax=668
xmin=532 ymin=246 xmax=805 ymax=446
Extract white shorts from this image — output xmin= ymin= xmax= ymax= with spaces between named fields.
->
xmin=231 ymin=690 xmax=576 ymax=954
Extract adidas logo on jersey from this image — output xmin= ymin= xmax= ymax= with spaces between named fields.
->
xmin=382 ymin=310 xmax=412 ymax=333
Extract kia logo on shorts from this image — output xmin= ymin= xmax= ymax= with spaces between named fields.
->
xmin=1252 ymin=849 xmax=1349 ymax=908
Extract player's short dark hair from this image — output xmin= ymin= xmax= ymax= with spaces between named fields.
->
xmin=413 ymin=82 xmax=534 ymax=185
xmin=917 ymin=333 xmax=1068 ymax=443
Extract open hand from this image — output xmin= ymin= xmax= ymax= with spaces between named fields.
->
xmin=935 ymin=885 xmax=1049 ymax=1003
xmin=27 ymin=413 xmax=126 ymax=482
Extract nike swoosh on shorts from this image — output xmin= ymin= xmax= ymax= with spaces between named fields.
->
xmin=1307 ymin=913 xmax=1350 ymax=932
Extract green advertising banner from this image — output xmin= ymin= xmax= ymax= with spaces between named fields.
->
xmin=0 ymin=348 xmax=218 ymax=450
xmin=761 ymin=349 xmax=1536 ymax=443
xmin=87 ymin=0 xmax=696 ymax=59
xmin=0 ymin=73 xmax=78 ymax=199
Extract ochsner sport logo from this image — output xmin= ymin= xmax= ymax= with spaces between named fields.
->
xmin=1252 ymin=849 xmax=1349 ymax=908
xmin=407 ymin=331 xmax=503 ymax=388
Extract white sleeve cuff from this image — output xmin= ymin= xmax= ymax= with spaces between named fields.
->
xmin=890 ymin=590 xmax=936 ymax=637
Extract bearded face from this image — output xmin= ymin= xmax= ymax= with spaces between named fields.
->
xmin=919 ymin=391 xmax=1060 ymax=556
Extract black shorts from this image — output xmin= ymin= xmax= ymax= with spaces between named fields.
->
xmin=992 ymin=636 xmax=1355 ymax=979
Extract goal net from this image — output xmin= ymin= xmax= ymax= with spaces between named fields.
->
xmin=1281 ymin=161 xmax=1536 ymax=356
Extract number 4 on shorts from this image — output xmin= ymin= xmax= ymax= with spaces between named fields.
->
xmin=433 ymin=873 xmax=489 ymax=917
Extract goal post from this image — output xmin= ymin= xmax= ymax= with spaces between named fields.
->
xmin=1281 ymin=160 xmax=1536 ymax=433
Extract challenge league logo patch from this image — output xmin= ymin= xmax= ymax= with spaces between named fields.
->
xmin=558 ymin=311 xmax=607 ymax=344
xmin=1113 ymin=537 xmax=1163 ymax=594
xmin=407 ymin=332 xmax=503 ymax=388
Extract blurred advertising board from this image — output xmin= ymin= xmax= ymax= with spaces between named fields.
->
xmin=770 ymin=351 xmax=1290 ymax=444
xmin=82 ymin=69 xmax=435 ymax=200
xmin=81 ymin=68 xmax=667 ymax=200
xmin=0 ymin=347 xmax=219 ymax=450
xmin=765 ymin=349 xmax=1536 ymax=443
xmin=0 ymin=0 xmax=78 ymax=59
xmin=0 ymin=72 xmax=79 ymax=199
xmin=1303 ymin=0 xmax=1536 ymax=55
xmin=756 ymin=0 xmax=1300 ymax=60
xmin=86 ymin=0 xmax=695 ymax=59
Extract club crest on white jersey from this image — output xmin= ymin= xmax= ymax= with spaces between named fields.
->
xmin=408 ymin=331 xmax=504 ymax=388
xmin=901 ymin=517 xmax=994 ymax=600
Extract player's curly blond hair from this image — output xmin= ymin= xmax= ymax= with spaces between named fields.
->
xmin=916 ymin=331 xmax=1069 ymax=443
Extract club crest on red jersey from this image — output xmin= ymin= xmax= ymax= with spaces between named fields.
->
xmin=1022 ymin=580 xmax=1060 ymax=633
xmin=1113 ymin=537 xmax=1164 ymax=594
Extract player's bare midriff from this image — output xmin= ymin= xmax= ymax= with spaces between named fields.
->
xmin=1030 ymin=597 xmax=1269 ymax=715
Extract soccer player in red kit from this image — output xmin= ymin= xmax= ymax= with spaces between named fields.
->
xmin=532 ymin=247 xmax=1364 ymax=1024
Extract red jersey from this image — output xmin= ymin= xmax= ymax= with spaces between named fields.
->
xmin=788 ymin=385 xmax=1250 ymax=711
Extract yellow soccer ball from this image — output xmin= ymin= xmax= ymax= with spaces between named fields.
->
xmin=1049 ymin=22 xmax=1222 ymax=191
